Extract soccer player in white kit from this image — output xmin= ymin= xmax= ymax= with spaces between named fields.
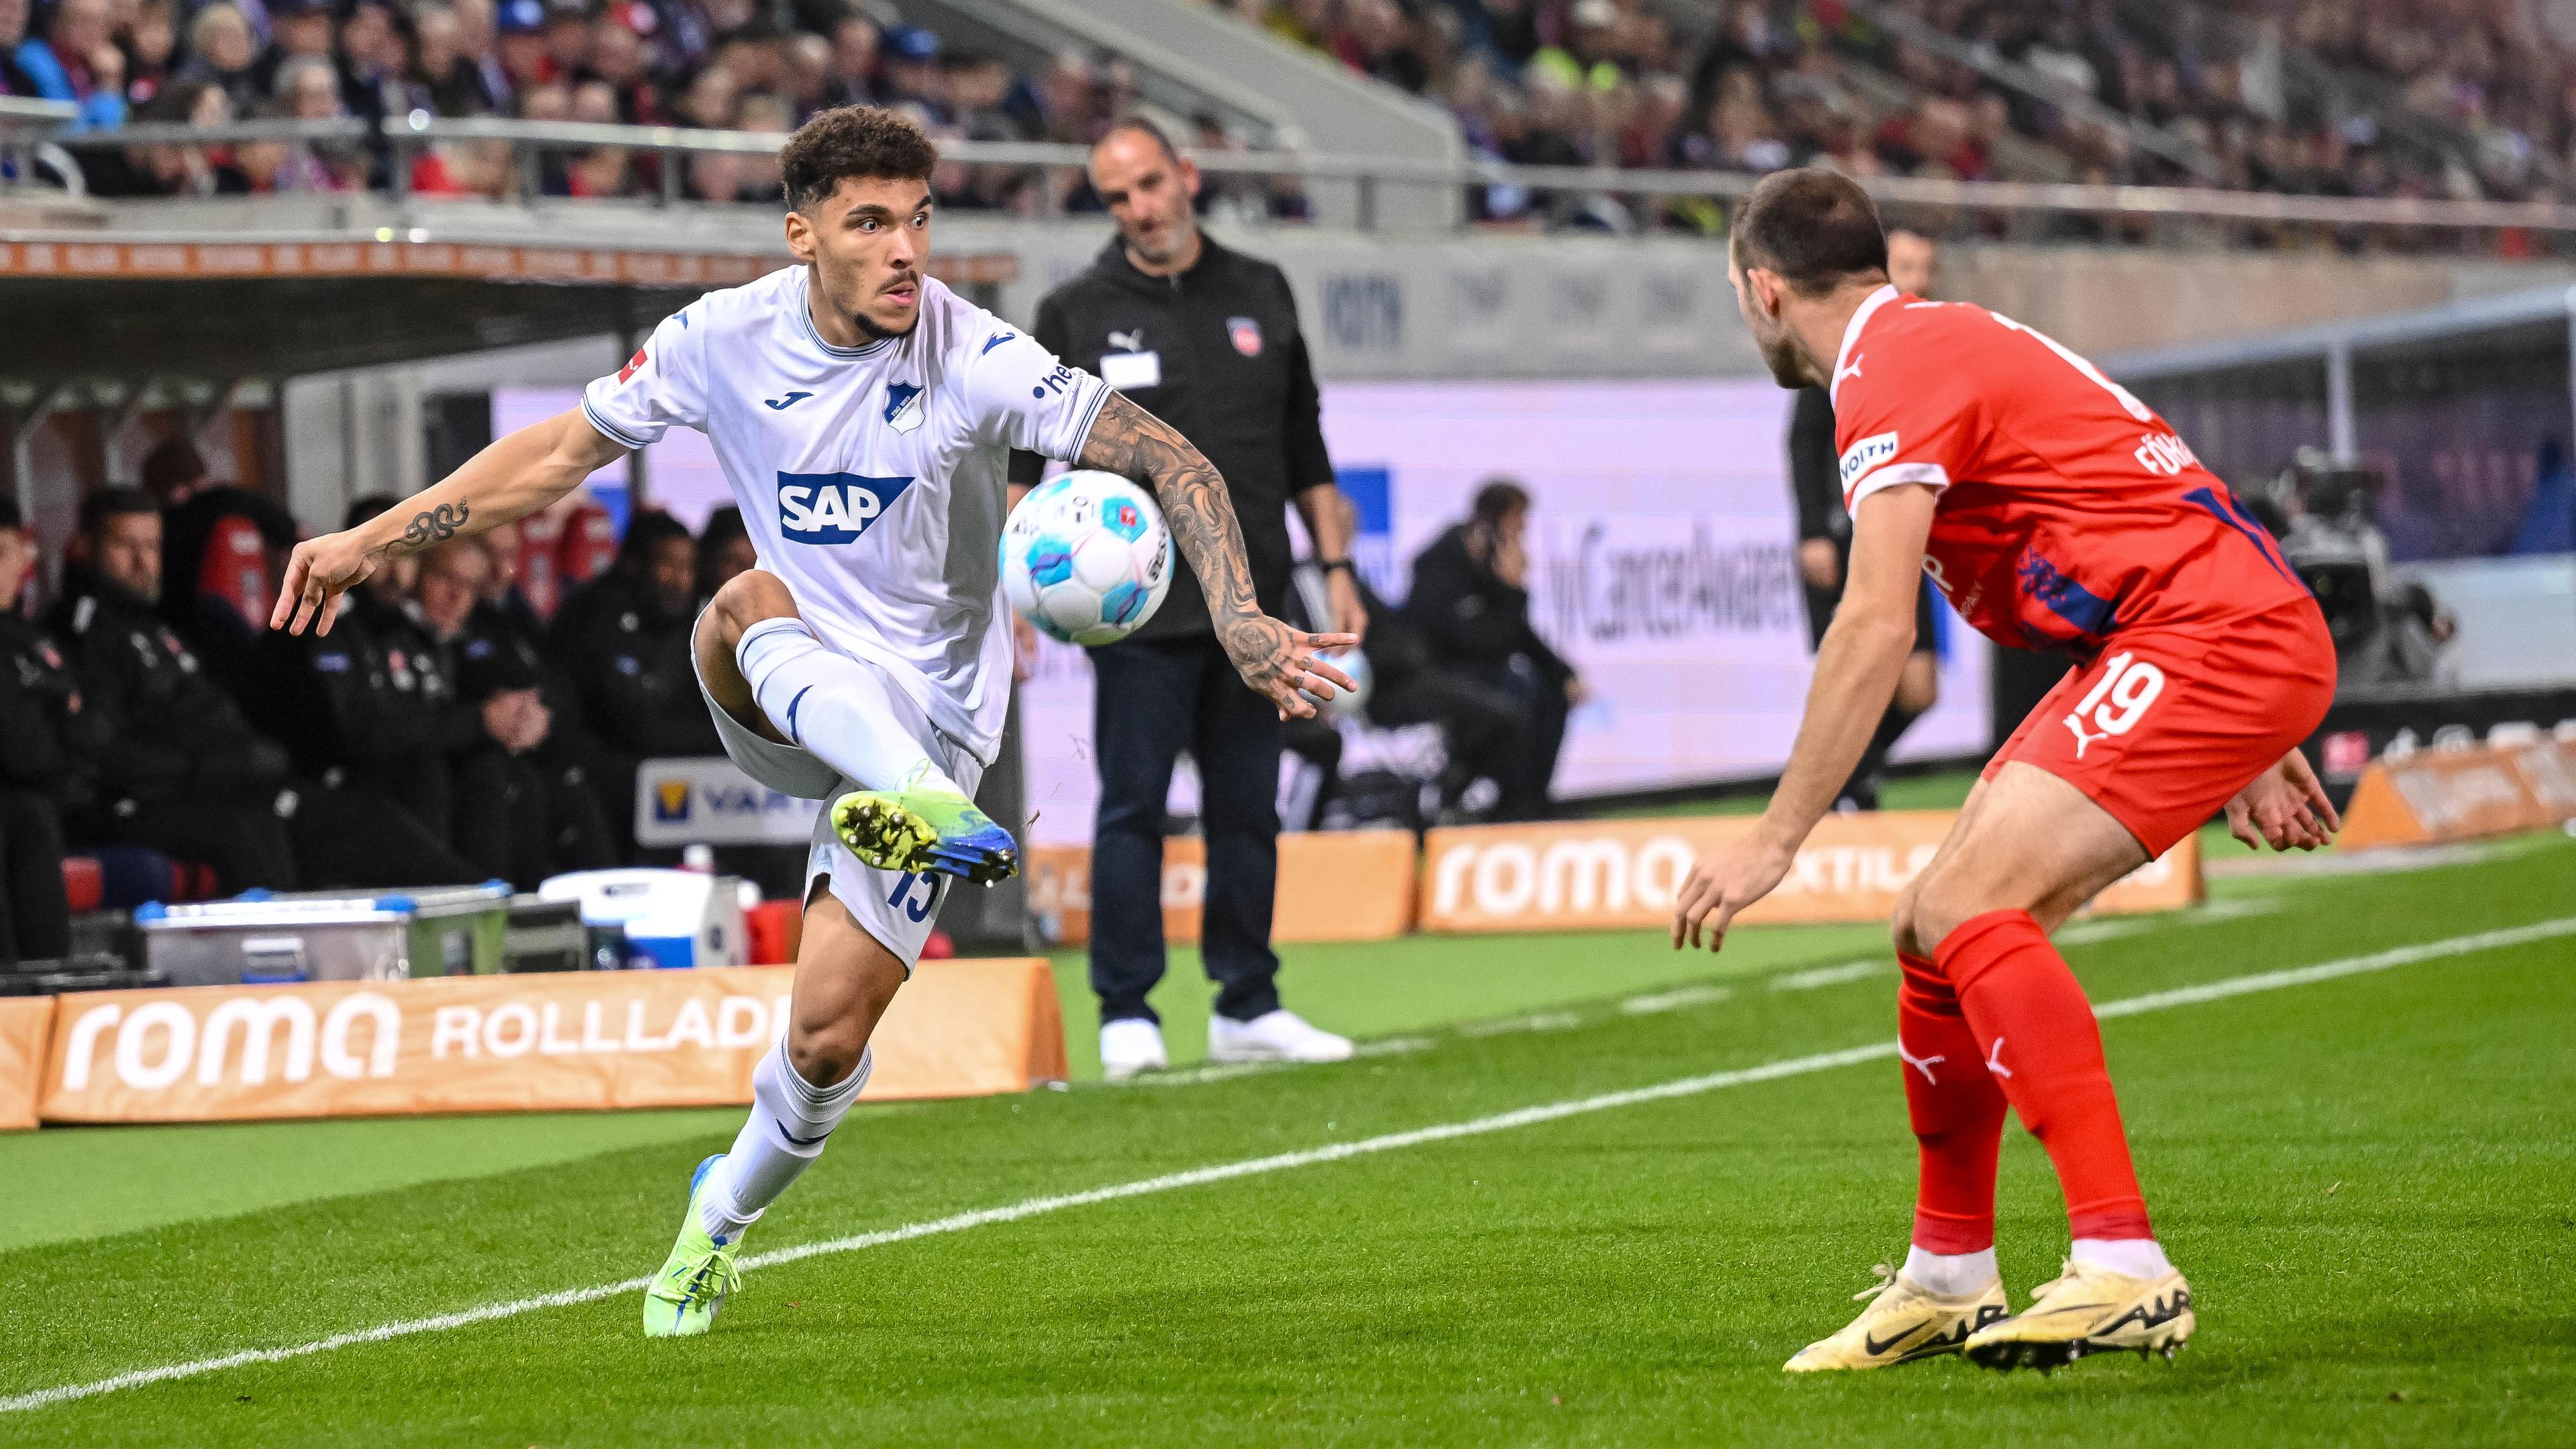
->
xmin=272 ymin=107 xmax=1356 ymax=1338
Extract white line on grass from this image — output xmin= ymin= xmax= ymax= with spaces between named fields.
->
xmin=8 ymin=913 xmax=2573 ymax=1417
xmin=1457 ymin=1010 xmax=1583 ymax=1038
xmin=1770 ymin=961 xmax=1886 ymax=991
xmin=1620 ymin=985 xmax=1733 ymax=1014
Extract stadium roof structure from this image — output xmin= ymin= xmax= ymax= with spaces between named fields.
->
xmin=2102 ymin=284 xmax=2576 ymax=464
xmin=0 ymin=215 xmax=1017 ymax=419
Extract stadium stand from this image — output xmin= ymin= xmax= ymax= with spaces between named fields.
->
xmin=8 ymin=0 xmax=2576 ymax=241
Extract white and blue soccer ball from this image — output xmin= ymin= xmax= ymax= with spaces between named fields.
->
xmin=1000 ymin=470 xmax=1173 ymax=647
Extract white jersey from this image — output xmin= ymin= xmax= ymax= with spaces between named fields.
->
xmin=582 ymin=267 xmax=1108 ymax=761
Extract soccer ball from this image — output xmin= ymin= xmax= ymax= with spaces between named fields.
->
xmin=1000 ymin=470 xmax=1174 ymax=646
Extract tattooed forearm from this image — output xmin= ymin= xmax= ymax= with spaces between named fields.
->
xmin=396 ymin=501 xmax=472 ymax=554
xmin=1079 ymin=393 xmax=1263 ymax=626
xmin=1077 ymin=392 xmax=1305 ymax=694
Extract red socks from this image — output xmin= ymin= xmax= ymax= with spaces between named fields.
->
xmin=1933 ymin=909 xmax=2153 ymax=1242
xmin=1898 ymin=951 xmax=2007 ymax=1252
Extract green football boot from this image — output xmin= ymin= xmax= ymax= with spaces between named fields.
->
xmin=643 ymin=1155 xmax=745 ymax=1338
xmin=830 ymin=764 xmax=1019 ymax=885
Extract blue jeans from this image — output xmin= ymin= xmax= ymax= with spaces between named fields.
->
xmin=1087 ymin=633 xmax=1283 ymax=1026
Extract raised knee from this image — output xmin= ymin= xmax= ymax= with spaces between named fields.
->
xmin=712 ymin=568 xmax=798 ymax=639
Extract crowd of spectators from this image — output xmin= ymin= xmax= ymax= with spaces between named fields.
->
xmin=7 ymin=0 xmax=2576 ymax=231
xmin=0 ymin=0 xmax=1313 ymax=212
xmin=0 ymin=437 xmax=765 ymax=967
xmin=1224 ymin=0 xmax=2576 ymax=235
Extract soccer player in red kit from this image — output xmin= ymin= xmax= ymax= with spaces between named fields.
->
xmin=1674 ymin=169 xmax=2342 ymax=1374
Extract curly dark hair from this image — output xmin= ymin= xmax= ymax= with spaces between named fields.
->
xmin=778 ymin=105 xmax=940 ymax=213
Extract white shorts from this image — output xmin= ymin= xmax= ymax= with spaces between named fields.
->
xmin=693 ymin=632 xmax=985 ymax=971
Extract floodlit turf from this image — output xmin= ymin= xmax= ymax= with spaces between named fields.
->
xmin=4 ymin=834 xmax=2571 ymax=1445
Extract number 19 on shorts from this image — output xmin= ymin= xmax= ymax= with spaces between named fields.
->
xmin=2062 ymin=651 xmax=2166 ymax=760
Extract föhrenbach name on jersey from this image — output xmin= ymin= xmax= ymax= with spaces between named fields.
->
xmin=1827 ymin=285 xmax=2311 ymax=655
xmin=582 ymin=268 xmax=1109 ymax=764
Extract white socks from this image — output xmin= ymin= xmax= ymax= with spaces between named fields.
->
xmin=735 ymin=617 xmax=961 ymax=796
xmin=701 ymin=1040 xmax=872 ymax=1242
xmin=2072 ymin=1236 xmax=2174 ymax=1280
xmin=1902 ymin=1244 xmax=1999 ymax=1297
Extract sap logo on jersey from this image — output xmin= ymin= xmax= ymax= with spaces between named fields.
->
xmin=777 ymin=472 xmax=914 ymax=544
xmin=1839 ymin=431 xmax=1898 ymax=489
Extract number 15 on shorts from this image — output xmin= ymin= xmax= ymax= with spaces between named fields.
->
xmin=2063 ymin=651 xmax=2167 ymax=761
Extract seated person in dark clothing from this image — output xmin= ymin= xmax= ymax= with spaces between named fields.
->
xmin=62 ymin=488 xmax=472 ymax=894
xmin=1287 ymin=500 xmax=1525 ymax=822
xmin=1401 ymin=479 xmax=1588 ymax=821
xmin=416 ymin=539 xmax=612 ymax=887
xmin=547 ymin=509 xmax=720 ymax=856
xmin=143 ymin=435 xmax=301 ymax=696
xmin=253 ymin=496 xmax=480 ymax=834
xmin=470 ymin=516 xmax=554 ymax=648
xmin=0 ymin=499 xmax=97 ymax=965
xmin=696 ymin=505 xmax=759 ymax=600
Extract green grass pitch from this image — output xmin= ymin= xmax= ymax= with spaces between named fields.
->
xmin=3 ymin=828 xmax=2571 ymax=1445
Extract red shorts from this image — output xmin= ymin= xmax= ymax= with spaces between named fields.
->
xmin=1982 ymin=601 xmax=2337 ymax=855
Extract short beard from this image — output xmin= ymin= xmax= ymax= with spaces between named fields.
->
xmin=1760 ymin=331 xmax=1809 ymax=389
xmin=851 ymin=301 xmax=918 ymax=341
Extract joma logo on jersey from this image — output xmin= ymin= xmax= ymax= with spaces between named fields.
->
xmin=1839 ymin=431 xmax=1898 ymax=488
xmin=777 ymin=472 xmax=914 ymax=545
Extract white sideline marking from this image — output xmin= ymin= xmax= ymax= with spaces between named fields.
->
xmin=1458 ymin=1010 xmax=1582 ymax=1038
xmin=8 ymin=914 xmax=2573 ymax=1417
xmin=2057 ymin=897 xmax=2282 ymax=946
xmin=1770 ymin=961 xmax=1886 ymax=991
xmin=1621 ymin=985 xmax=1732 ymax=1014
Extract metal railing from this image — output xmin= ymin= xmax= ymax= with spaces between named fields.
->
xmin=25 ymin=111 xmax=2576 ymax=249
xmin=0 ymin=97 xmax=81 ymax=199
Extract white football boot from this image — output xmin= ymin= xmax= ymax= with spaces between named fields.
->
xmin=1099 ymin=1018 xmax=1169 ymax=1082
xmin=1208 ymin=1009 xmax=1354 ymax=1065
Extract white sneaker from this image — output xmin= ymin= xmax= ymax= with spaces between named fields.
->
xmin=1208 ymin=1009 xmax=1354 ymax=1065
xmin=1099 ymin=1018 xmax=1167 ymax=1082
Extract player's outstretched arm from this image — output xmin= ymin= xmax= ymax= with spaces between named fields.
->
xmin=271 ymin=409 xmax=627 ymax=637
xmin=1077 ymin=392 xmax=1356 ymax=718
xmin=1672 ymin=483 xmax=1939 ymax=951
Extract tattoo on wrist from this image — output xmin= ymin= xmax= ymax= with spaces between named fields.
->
xmin=399 ymin=502 xmax=471 ymax=551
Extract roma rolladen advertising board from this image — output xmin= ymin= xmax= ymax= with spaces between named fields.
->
xmin=17 ymin=958 xmax=1065 ymax=1128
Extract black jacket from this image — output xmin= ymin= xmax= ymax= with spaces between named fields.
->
xmin=46 ymin=564 xmax=289 ymax=806
xmin=1010 ymin=233 xmax=1334 ymax=641
xmin=248 ymin=588 xmax=484 ymax=782
xmin=1787 ymin=386 xmax=1848 ymax=552
xmin=546 ymin=570 xmax=719 ymax=759
xmin=0 ymin=612 xmax=108 ymax=806
xmin=1402 ymin=525 xmax=1571 ymax=684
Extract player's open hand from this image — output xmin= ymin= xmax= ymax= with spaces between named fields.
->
xmin=2224 ymin=748 xmax=2341 ymax=852
xmin=1672 ymin=830 xmax=1798 ymax=952
xmin=1220 ymin=614 xmax=1359 ymax=720
xmin=270 ymin=529 xmax=381 ymax=637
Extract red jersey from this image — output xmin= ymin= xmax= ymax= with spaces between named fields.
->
xmin=1830 ymin=287 xmax=2312 ymax=655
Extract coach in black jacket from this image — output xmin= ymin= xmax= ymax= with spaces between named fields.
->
xmin=1008 ymin=119 xmax=1366 ymax=1077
